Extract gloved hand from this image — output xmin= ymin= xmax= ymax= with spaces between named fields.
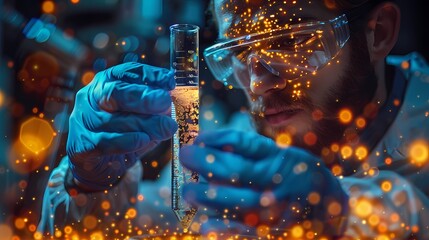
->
xmin=67 ymin=62 xmax=177 ymax=191
xmin=180 ymin=129 xmax=349 ymax=237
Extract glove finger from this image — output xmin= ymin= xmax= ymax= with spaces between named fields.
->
xmin=180 ymin=145 xmax=274 ymax=188
xmin=194 ymin=130 xmax=278 ymax=160
xmin=182 ymin=183 xmax=261 ymax=210
xmin=184 ymin=183 xmax=287 ymax=227
xmin=180 ymin=145 xmax=254 ymax=183
xmin=107 ymin=62 xmax=175 ymax=90
xmin=67 ymin=132 xmax=150 ymax=157
xmin=90 ymin=113 xmax=177 ymax=141
xmin=92 ymin=81 xmax=172 ymax=114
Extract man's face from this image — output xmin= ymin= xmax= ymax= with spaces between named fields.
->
xmin=213 ymin=0 xmax=377 ymax=157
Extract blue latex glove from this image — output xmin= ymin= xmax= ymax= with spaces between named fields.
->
xmin=67 ymin=62 xmax=177 ymax=191
xmin=180 ymin=129 xmax=349 ymax=236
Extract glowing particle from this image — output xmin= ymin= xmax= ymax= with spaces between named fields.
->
xmin=339 ymin=109 xmax=353 ymax=124
xmin=137 ymin=194 xmax=144 ymax=201
xmin=276 ymin=132 xmax=292 ymax=148
xmin=101 ymin=200 xmax=111 ymax=210
xmin=381 ymin=181 xmax=392 ymax=192
xmin=42 ymin=1 xmax=55 ymax=13
xmin=330 ymin=143 xmax=340 ymax=152
xmin=401 ymin=61 xmax=410 ymax=70
xmin=126 ymin=208 xmax=137 ymax=219
xmin=256 ymin=225 xmax=270 ymax=237
xmin=291 ymin=225 xmax=304 ymax=238
xmin=377 ymin=235 xmax=390 ymax=240
xmin=272 ymin=173 xmax=283 ymax=184
xmin=34 ymin=231 xmax=43 ymax=240
xmin=308 ymin=192 xmax=320 ymax=205
xmin=0 ymin=91 xmax=4 ymax=107
xmin=356 ymin=117 xmax=366 ymax=128
xmin=71 ymin=0 xmax=80 ymax=3
xmin=206 ymin=188 xmax=217 ymax=199
xmin=355 ymin=146 xmax=368 ymax=160
xmin=90 ymin=231 xmax=104 ymax=240
xmin=92 ymin=33 xmax=109 ymax=49
xmin=368 ymin=214 xmax=380 ymax=226
xmin=203 ymin=110 xmax=214 ymax=120
xmin=20 ymin=117 xmax=55 ymax=154
xmin=311 ymin=109 xmax=323 ymax=121
xmin=28 ymin=224 xmax=37 ymax=232
xmin=385 ymin=157 xmax=392 ymax=165
xmin=244 ymin=213 xmax=259 ymax=226
xmin=390 ymin=213 xmax=400 ymax=222
xmin=393 ymin=99 xmax=401 ymax=107
xmin=64 ymin=226 xmax=72 ymax=234
xmin=83 ymin=215 xmax=97 ymax=229
xmin=331 ymin=165 xmax=342 ymax=176
xmin=81 ymin=71 xmax=95 ymax=85
xmin=55 ymin=230 xmax=62 ymax=238
xmin=293 ymin=162 xmax=308 ymax=174
xmin=409 ymin=140 xmax=429 ymax=165
xmin=14 ymin=218 xmax=26 ymax=229
xmin=340 ymin=145 xmax=353 ymax=159
xmin=205 ymin=154 xmax=215 ymax=163
xmin=260 ymin=192 xmax=274 ymax=207
xmin=354 ymin=199 xmax=372 ymax=218
xmin=303 ymin=131 xmax=317 ymax=146
xmin=207 ymin=232 xmax=218 ymax=239
xmin=151 ymin=161 xmax=158 ymax=168
xmin=327 ymin=201 xmax=342 ymax=216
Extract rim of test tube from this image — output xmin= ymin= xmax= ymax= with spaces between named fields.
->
xmin=170 ymin=24 xmax=199 ymax=32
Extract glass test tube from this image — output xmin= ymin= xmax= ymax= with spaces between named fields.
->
xmin=170 ymin=24 xmax=199 ymax=231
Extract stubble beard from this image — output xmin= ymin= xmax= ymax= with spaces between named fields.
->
xmin=251 ymin=31 xmax=377 ymax=158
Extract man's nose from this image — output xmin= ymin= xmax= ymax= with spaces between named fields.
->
xmin=247 ymin=54 xmax=287 ymax=95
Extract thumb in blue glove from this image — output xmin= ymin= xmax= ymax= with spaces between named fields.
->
xmin=67 ymin=62 xmax=178 ymax=191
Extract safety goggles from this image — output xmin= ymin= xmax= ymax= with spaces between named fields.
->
xmin=203 ymin=14 xmax=350 ymax=88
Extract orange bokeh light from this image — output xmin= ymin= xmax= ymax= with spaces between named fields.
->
xmin=409 ymin=140 xmax=429 ymax=166
xmin=42 ymin=1 xmax=55 ymax=13
xmin=339 ymin=109 xmax=353 ymax=124
xmin=276 ymin=132 xmax=292 ymax=148
xmin=20 ymin=117 xmax=54 ymax=154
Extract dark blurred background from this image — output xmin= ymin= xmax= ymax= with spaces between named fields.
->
xmin=0 ymin=0 xmax=427 ymax=238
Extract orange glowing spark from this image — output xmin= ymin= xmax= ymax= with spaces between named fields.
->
xmin=354 ymin=199 xmax=372 ymax=218
xmin=409 ymin=140 xmax=429 ymax=165
xmin=81 ymin=71 xmax=95 ymax=85
xmin=381 ymin=181 xmax=392 ymax=192
xmin=20 ymin=117 xmax=54 ymax=154
xmin=42 ymin=1 xmax=55 ymax=13
xmin=355 ymin=146 xmax=368 ymax=160
xmin=340 ymin=145 xmax=353 ymax=159
xmin=291 ymin=225 xmax=304 ymax=238
xmin=339 ymin=109 xmax=353 ymax=124
xmin=276 ymin=132 xmax=292 ymax=148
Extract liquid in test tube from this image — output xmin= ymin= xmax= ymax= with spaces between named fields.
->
xmin=170 ymin=24 xmax=199 ymax=231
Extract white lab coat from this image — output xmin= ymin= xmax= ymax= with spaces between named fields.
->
xmin=37 ymin=52 xmax=429 ymax=238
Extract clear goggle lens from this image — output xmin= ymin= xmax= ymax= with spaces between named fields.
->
xmin=203 ymin=14 xmax=350 ymax=88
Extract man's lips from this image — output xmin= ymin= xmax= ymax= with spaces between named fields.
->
xmin=263 ymin=108 xmax=303 ymax=126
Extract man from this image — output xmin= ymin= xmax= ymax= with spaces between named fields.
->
xmin=38 ymin=0 xmax=429 ymax=238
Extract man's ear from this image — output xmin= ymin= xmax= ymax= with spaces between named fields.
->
xmin=365 ymin=2 xmax=401 ymax=62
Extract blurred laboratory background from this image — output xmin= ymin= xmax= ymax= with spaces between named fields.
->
xmin=0 ymin=0 xmax=427 ymax=238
